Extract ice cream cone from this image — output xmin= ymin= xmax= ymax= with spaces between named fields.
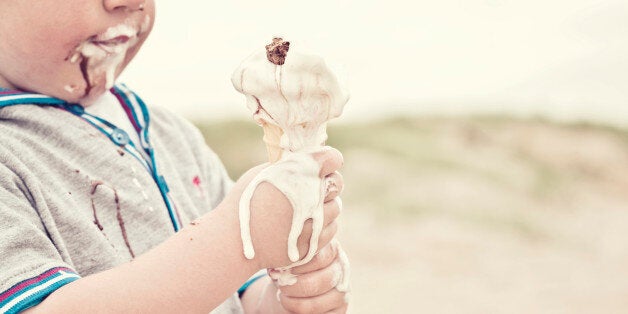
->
xmin=262 ymin=123 xmax=284 ymax=163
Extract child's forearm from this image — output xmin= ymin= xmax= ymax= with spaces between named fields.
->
xmin=25 ymin=202 xmax=259 ymax=313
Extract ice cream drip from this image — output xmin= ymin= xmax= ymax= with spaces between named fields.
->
xmin=269 ymin=268 xmax=298 ymax=287
xmin=232 ymin=38 xmax=350 ymax=290
xmin=333 ymin=239 xmax=351 ymax=294
xmin=268 ymin=239 xmax=351 ymax=293
xmin=238 ymin=147 xmax=328 ymax=265
xmin=66 ymin=16 xmax=150 ymax=99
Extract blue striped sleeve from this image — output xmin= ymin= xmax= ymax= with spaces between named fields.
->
xmin=0 ymin=267 xmax=80 ymax=314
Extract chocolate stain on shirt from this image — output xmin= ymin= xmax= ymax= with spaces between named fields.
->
xmin=91 ymin=180 xmax=135 ymax=258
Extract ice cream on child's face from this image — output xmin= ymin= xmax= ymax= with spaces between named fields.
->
xmin=66 ymin=17 xmax=151 ymax=104
xmin=0 ymin=0 xmax=154 ymax=105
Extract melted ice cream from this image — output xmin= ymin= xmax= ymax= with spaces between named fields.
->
xmin=268 ymin=268 xmax=298 ymax=287
xmin=231 ymin=47 xmax=349 ymax=154
xmin=268 ymin=238 xmax=351 ymax=293
xmin=239 ymin=149 xmax=326 ymax=265
xmin=333 ymin=239 xmax=351 ymax=293
xmin=232 ymin=40 xmax=350 ymax=285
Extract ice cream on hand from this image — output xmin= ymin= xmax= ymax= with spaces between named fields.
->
xmin=231 ymin=38 xmax=350 ymax=290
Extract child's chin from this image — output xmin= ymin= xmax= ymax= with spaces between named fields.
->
xmin=77 ymin=88 xmax=108 ymax=107
xmin=47 ymin=85 xmax=106 ymax=107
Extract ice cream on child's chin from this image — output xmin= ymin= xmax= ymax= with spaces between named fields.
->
xmin=232 ymin=38 xmax=350 ymax=292
xmin=65 ymin=16 xmax=151 ymax=105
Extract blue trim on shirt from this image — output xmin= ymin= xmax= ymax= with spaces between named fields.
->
xmin=0 ymin=268 xmax=80 ymax=314
xmin=238 ymin=273 xmax=267 ymax=298
xmin=0 ymin=85 xmax=182 ymax=233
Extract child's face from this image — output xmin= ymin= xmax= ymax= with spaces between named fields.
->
xmin=0 ymin=0 xmax=155 ymax=105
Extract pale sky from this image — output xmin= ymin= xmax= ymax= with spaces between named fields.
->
xmin=120 ymin=0 xmax=628 ymax=126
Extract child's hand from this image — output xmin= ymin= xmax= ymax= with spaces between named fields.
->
xmin=226 ymin=147 xmax=344 ymax=269
xmin=273 ymin=240 xmax=350 ymax=314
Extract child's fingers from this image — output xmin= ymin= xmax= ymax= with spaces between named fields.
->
xmin=280 ymin=260 xmax=342 ymax=298
xmin=291 ymin=240 xmax=338 ymax=275
xmin=323 ymin=197 xmax=341 ymax=227
xmin=312 ymin=147 xmax=344 ymax=178
xmin=298 ymin=220 xmax=338 ymax=259
xmin=295 ymin=202 xmax=338 ymax=261
xmin=279 ymin=285 xmax=348 ymax=314
xmin=317 ymin=221 xmax=338 ymax=253
xmin=297 ymin=197 xmax=339 ymax=238
xmin=324 ymin=304 xmax=349 ymax=314
xmin=324 ymin=172 xmax=344 ymax=202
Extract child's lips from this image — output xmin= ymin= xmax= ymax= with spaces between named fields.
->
xmin=92 ymin=35 xmax=132 ymax=46
xmin=90 ymin=35 xmax=137 ymax=54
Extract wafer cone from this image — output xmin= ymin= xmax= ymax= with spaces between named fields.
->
xmin=262 ymin=123 xmax=284 ymax=163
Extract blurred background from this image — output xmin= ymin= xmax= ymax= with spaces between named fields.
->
xmin=122 ymin=0 xmax=628 ymax=312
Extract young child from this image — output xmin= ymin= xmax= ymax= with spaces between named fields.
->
xmin=0 ymin=1 xmax=349 ymax=313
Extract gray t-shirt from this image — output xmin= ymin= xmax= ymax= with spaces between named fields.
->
xmin=0 ymin=102 xmax=243 ymax=313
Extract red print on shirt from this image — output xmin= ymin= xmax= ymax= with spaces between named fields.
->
xmin=192 ymin=175 xmax=206 ymax=200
